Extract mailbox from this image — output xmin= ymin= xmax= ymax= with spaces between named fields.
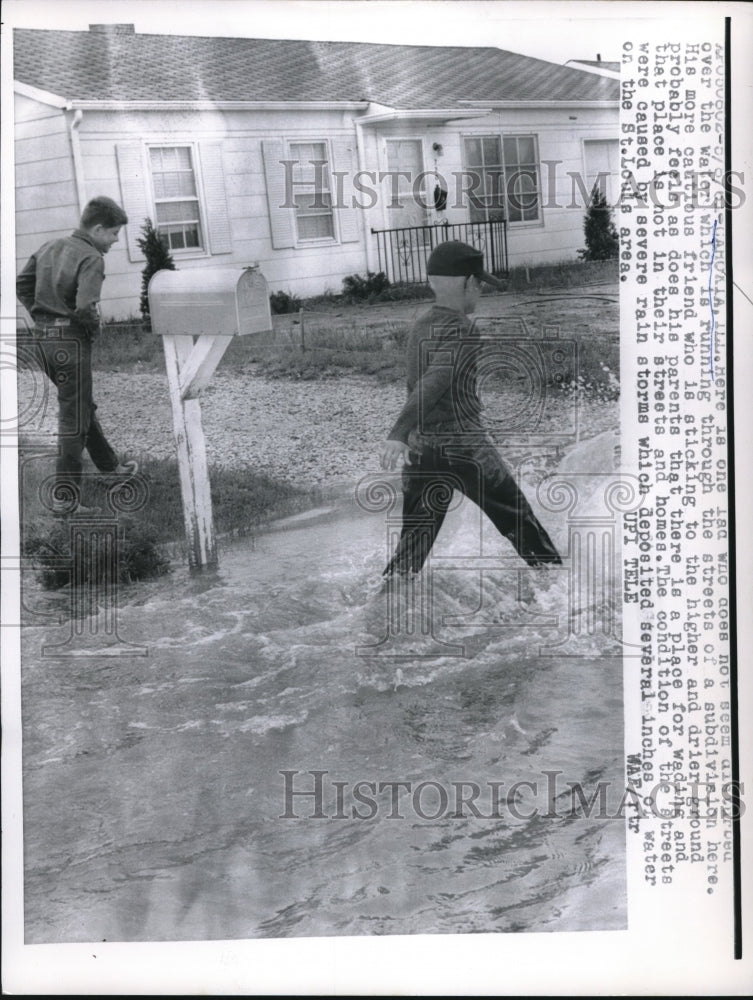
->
xmin=150 ymin=264 xmax=274 ymax=569
xmin=148 ymin=265 xmax=272 ymax=337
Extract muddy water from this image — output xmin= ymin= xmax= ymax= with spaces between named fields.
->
xmin=21 ymin=435 xmax=627 ymax=942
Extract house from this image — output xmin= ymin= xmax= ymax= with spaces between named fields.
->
xmin=14 ymin=24 xmax=619 ymax=320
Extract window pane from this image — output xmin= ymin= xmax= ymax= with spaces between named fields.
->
xmin=289 ymin=142 xmax=335 ymax=239
xmin=161 ymin=172 xmax=181 ymax=197
xmin=290 ymin=143 xmax=330 ymax=188
xmin=513 ymin=171 xmax=536 ymax=196
xmin=155 ymin=171 xmax=197 ymax=199
xmin=164 ymin=226 xmax=185 ymax=249
xmin=156 ymin=200 xmax=199 ymax=223
xmin=463 ymin=168 xmax=482 ymax=199
xmin=161 ymin=147 xmax=179 ymax=170
xmin=468 ymin=196 xmax=487 ymax=223
xmin=465 ymin=137 xmax=482 ymax=165
xmin=179 ymin=172 xmax=197 ymax=196
xmin=483 ymin=136 xmax=501 ymax=164
xmin=294 ymin=192 xmax=332 ymax=213
xmin=291 ymin=141 xmax=325 ymax=164
xmin=159 ymin=224 xmax=201 ymax=250
xmin=503 ymin=137 xmax=540 ymax=222
xmin=150 ymin=146 xmax=203 ymax=250
xmin=517 ymin=136 xmax=535 ymax=163
xmin=485 ymin=168 xmax=505 ymax=198
xmin=503 ymin=136 xmax=518 ymax=165
xmin=297 ymin=214 xmax=334 ymax=239
xmin=465 ymin=138 xmax=508 ymax=222
xmin=508 ymin=170 xmax=538 ymax=218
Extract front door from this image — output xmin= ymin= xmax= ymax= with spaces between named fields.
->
xmin=383 ymin=139 xmax=428 ymax=232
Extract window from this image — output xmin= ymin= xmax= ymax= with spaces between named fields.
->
xmin=289 ymin=141 xmax=334 ymax=241
xmin=149 ymin=146 xmax=203 ymax=251
xmin=464 ymin=136 xmax=505 ymax=223
xmin=464 ymin=135 xmax=541 ymax=224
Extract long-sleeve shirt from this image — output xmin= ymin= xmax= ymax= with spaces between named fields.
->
xmin=387 ymin=304 xmax=484 ymax=444
xmin=16 ymin=229 xmax=105 ymax=332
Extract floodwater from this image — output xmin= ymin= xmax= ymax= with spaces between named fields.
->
xmin=19 ymin=433 xmax=628 ymax=943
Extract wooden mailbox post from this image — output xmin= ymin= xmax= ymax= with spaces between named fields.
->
xmin=148 ymin=266 xmax=272 ymax=570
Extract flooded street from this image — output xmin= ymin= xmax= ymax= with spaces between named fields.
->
xmin=21 ymin=440 xmax=627 ymax=943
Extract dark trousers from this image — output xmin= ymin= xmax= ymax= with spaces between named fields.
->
xmin=30 ymin=329 xmax=119 ymax=501
xmin=384 ymin=434 xmax=562 ymax=576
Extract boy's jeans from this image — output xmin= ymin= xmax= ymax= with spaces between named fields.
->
xmin=31 ymin=325 xmax=119 ymax=503
xmin=383 ymin=431 xmax=562 ymax=576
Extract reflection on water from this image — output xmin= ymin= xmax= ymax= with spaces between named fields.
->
xmin=21 ymin=433 xmax=628 ymax=942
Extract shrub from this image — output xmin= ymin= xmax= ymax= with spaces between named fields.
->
xmin=341 ymin=271 xmax=390 ymax=303
xmin=137 ymin=218 xmax=176 ymax=324
xmin=578 ymin=187 xmax=619 ymax=262
xmin=270 ymin=289 xmax=303 ymax=314
xmin=23 ymin=517 xmax=171 ymax=590
xmin=20 ymin=454 xmax=310 ymax=591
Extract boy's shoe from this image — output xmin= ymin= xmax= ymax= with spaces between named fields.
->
xmin=112 ymin=459 xmax=139 ymax=477
xmin=102 ymin=459 xmax=139 ymax=485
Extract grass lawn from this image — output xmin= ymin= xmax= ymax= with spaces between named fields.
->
xmin=18 ymin=257 xmax=619 ymax=589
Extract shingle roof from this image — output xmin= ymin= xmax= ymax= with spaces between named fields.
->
xmin=13 ymin=27 xmax=619 ymax=106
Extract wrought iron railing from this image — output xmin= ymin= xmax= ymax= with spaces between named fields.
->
xmin=370 ymin=219 xmax=508 ymax=285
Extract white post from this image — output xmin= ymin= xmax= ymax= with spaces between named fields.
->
xmin=162 ymin=334 xmax=228 ymax=570
xmin=149 ymin=266 xmax=272 ymax=571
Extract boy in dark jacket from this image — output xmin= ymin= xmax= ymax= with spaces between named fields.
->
xmin=380 ymin=240 xmax=561 ymax=576
xmin=17 ymin=196 xmax=136 ymax=512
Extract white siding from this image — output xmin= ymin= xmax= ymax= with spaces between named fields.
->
xmin=14 ymin=94 xmax=78 ymax=271
xmin=68 ymin=107 xmax=371 ymax=316
xmin=14 ymin=100 xmax=618 ymax=318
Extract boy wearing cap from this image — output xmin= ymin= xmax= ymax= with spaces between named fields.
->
xmin=17 ymin=196 xmax=137 ymax=513
xmin=380 ymin=240 xmax=561 ymax=576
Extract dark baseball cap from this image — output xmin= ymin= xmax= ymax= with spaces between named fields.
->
xmin=426 ymin=240 xmax=505 ymax=288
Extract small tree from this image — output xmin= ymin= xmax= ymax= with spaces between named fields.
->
xmin=137 ymin=218 xmax=176 ymax=325
xmin=578 ymin=186 xmax=619 ymax=261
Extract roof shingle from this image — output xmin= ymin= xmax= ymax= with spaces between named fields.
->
xmin=13 ymin=28 xmax=619 ymax=106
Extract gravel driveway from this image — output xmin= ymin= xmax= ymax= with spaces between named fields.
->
xmin=17 ymin=367 xmax=406 ymax=490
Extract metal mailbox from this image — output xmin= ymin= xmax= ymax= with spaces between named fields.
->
xmin=148 ymin=263 xmax=274 ymax=570
xmin=148 ymin=265 xmax=272 ymax=337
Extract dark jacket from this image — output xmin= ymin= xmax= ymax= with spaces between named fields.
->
xmin=388 ymin=304 xmax=484 ymax=444
xmin=16 ymin=229 xmax=105 ymax=333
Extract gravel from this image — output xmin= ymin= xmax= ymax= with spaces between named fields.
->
xmin=17 ymin=368 xmax=406 ymax=490
xmin=18 ymin=364 xmax=617 ymax=495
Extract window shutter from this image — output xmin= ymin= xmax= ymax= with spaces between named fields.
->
xmin=199 ymin=142 xmax=232 ymax=254
xmin=330 ymin=138 xmax=360 ymax=244
xmin=116 ymin=143 xmax=149 ymax=262
xmin=262 ymin=139 xmax=295 ymax=249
